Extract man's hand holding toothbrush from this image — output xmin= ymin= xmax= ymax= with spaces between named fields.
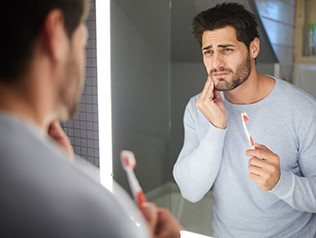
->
xmin=141 ymin=202 xmax=181 ymax=238
xmin=241 ymin=114 xmax=281 ymax=191
xmin=246 ymin=143 xmax=281 ymax=191
xmin=121 ymin=150 xmax=181 ymax=238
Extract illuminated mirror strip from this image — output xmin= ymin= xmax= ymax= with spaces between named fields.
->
xmin=96 ymin=0 xmax=113 ymax=191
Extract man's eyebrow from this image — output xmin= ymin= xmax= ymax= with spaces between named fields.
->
xmin=202 ymin=44 xmax=235 ymax=50
xmin=218 ymin=44 xmax=235 ymax=48
xmin=201 ymin=45 xmax=212 ymax=51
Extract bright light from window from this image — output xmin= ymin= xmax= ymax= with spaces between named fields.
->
xmin=96 ymin=0 xmax=113 ymax=192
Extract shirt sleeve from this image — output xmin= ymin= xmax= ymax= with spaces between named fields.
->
xmin=270 ymin=103 xmax=316 ymax=212
xmin=173 ymin=98 xmax=226 ymax=202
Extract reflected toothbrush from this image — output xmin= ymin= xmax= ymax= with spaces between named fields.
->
xmin=120 ymin=150 xmax=147 ymax=208
xmin=241 ymin=112 xmax=255 ymax=149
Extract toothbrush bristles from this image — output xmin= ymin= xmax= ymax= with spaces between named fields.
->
xmin=121 ymin=151 xmax=136 ymax=169
xmin=240 ymin=112 xmax=255 ymax=149
xmin=241 ymin=113 xmax=249 ymax=122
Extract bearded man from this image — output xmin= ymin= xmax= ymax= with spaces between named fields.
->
xmin=173 ymin=3 xmax=316 ymax=238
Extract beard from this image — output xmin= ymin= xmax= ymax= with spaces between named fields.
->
xmin=58 ymin=54 xmax=84 ymax=121
xmin=210 ymin=53 xmax=251 ymax=91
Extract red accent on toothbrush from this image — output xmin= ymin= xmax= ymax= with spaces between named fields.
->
xmin=123 ymin=156 xmax=130 ymax=167
xmin=122 ymin=155 xmax=136 ymax=169
xmin=120 ymin=150 xmax=147 ymax=209
xmin=241 ymin=112 xmax=255 ymax=149
xmin=250 ymin=136 xmax=255 ymax=147
xmin=136 ymin=191 xmax=147 ymax=208
xmin=242 ymin=114 xmax=249 ymax=121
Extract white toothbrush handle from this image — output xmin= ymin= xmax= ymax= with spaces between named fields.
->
xmin=242 ymin=120 xmax=255 ymax=149
xmin=126 ymin=169 xmax=142 ymax=197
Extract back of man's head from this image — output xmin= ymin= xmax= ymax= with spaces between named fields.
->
xmin=0 ymin=0 xmax=89 ymax=83
xmin=192 ymin=2 xmax=259 ymax=48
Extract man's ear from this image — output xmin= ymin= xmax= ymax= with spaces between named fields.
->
xmin=41 ymin=9 xmax=68 ymax=63
xmin=250 ymin=37 xmax=260 ymax=59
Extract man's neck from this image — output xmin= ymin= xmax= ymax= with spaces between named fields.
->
xmin=224 ymin=70 xmax=275 ymax=105
xmin=0 ymin=82 xmax=51 ymax=132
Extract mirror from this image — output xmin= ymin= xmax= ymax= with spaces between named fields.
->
xmin=110 ymin=0 xmax=297 ymax=236
xmin=111 ymin=0 xmax=172 ymax=192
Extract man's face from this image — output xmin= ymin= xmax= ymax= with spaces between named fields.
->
xmin=59 ymin=24 xmax=88 ymax=120
xmin=201 ymin=26 xmax=252 ymax=91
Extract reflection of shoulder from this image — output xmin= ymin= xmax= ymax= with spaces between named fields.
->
xmin=278 ymin=79 xmax=315 ymax=113
xmin=278 ymin=78 xmax=315 ymax=104
xmin=188 ymin=94 xmax=199 ymax=109
xmin=186 ymin=94 xmax=197 ymax=106
xmin=184 ymin=95 xmax=199 ymax=118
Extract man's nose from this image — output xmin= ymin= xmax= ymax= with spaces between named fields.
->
xmin=211 ymin=52 xmax=225 ymax=70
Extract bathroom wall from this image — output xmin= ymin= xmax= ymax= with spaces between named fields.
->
xmin=110 ymin=0 xmax=171 ymax=193
xmin=62 ymin=0 xmax=100 ymax=167
xmin=255 ymin=0 xmax=296 ymax=81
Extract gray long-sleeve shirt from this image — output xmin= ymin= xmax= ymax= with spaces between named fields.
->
xmin=0 ymin=113 xmax=149 ymax=238
xmin=173 ymin=78 xmax=316 ymax=237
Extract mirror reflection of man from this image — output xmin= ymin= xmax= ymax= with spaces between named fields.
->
xmin=0 ymin=1 xmax=181 ymax=237
xmin=173 ymin=3 xmax=316 ymax=237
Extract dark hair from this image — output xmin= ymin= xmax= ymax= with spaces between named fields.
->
xmin=192 ymin=2 xmax=259 ymax=48
xmin=0 ymin=0 xmax=90 ymax=82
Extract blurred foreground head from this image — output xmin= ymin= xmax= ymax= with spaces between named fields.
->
xmin=0 ymin=0 xmax=90 ymax=122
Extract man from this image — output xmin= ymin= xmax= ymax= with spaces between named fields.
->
xmin=0 ymin=1 xmax=180 ymax=237
xmin=173 ymin=2 xmax=316 ymax=238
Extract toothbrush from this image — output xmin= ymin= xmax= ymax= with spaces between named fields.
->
xmin=120 ymin=150 xmax=147 ymax=208
xmin=241 ymin=112 xmax=255 ymax=149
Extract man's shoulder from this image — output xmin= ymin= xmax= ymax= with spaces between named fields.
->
xmin=0 ymin=126 xmax=147 ymax=237
xmin=277 ymin=78 xmax=315 ymax=106
xmin=275 ymin=78 xmax=316 ymax=123
xmin=183 ymin=95 xmax=199 ymax=117
xmin=186 ymin=94 xmax=199 ymax=104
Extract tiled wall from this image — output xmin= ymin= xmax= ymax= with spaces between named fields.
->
xmin=255 ymin=0 xmax=296 ymax=81
xmin=62 ymin=0 xmax=99 ymax=167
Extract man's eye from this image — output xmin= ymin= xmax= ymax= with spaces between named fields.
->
xmin=223 ymin=48 xmax=233 ymax=53
xmin=203 ymin=50 xmax=212 ymax=55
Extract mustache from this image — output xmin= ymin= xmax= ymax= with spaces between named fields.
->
xmin=209 ymin=67 xmax=233 ymax=75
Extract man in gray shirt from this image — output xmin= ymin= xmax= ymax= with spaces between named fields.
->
xmin=173 ymin=3 xmax=316 ymax=237
xmin=0 ymin=0 xmax=180 ymax=237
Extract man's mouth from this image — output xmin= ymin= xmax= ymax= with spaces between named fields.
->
xmin=212 ymin=71 xmax=230 ymax=77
